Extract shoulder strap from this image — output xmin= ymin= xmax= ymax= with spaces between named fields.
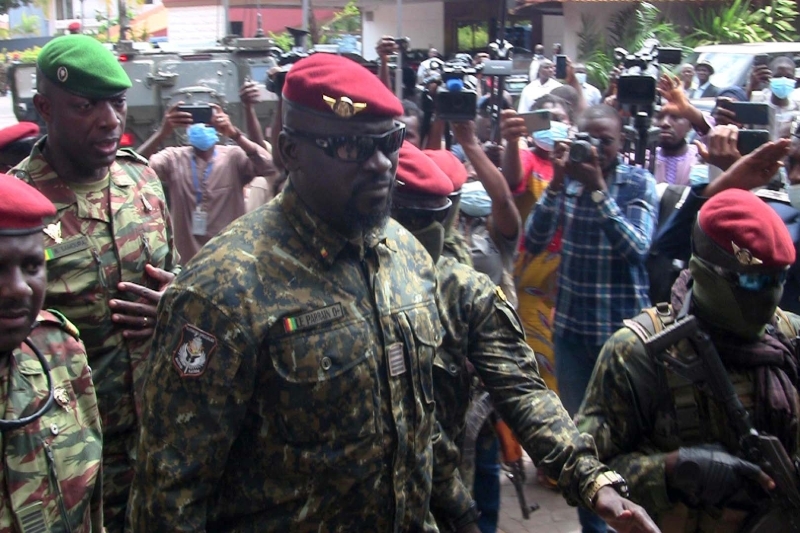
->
xmin=623 ymin=302 xmax=675 ymax=343
xmin=36 ymin=309 xmax=80 ymax=340
xmin=116 ymin=148 xmax=150 ymax=166
xmin=774 ymin=307 xmax=798 ymax=340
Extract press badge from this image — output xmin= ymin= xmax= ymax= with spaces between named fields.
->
xmin=191 ymin=208 xmax=208 ymax=236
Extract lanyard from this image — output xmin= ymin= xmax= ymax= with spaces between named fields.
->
xmin=191 ymin=151 xmax=216 ymax=207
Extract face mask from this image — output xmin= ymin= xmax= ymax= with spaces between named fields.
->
xmin=459 ymin=181 xmax=492 ymax=218
xmin=689 ymin=256 xmax=783 ymax=341
xmin=532 ymin=121 xmax=571 ymax=152
xmin=412 ymin=221 xmax=446 ymax=263
xmin=770 ymin=77 xmax=796 ymax=100
xmin=575 ymin=73 xmax=587 ymax=85
xmin=187 ymin=124 xmax=219 ymax=151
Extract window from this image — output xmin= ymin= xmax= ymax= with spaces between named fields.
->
xmin=55 ymin=0 xmax=74 ymax=20
xmin=230 ymin=21 xmax=243 ymax=37
xmin=457 ymin=21 xmax=488 ymax=51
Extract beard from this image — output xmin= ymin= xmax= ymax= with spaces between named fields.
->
xmin=343 ymin=179 xmax=395 ymax=235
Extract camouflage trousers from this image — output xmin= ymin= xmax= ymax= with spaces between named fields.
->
xmin=103 ymin=430 xmax=135 ymax=533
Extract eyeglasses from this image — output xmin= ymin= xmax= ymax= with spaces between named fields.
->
xmin=392 ymin=201 xmax=452 ymax=231
xmin=284 ymin=122 xmax=406 ymax=163
xmin=697 ymin=256 xmax=788 ymax=292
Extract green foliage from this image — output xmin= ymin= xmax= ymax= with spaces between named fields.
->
xmin=325 ymin=0 xmax=360 ymax=34
xmin=268 ymin=31 xmax=294 ymax=52
xmin=12 ymin=12 xmax=40 ymax=36
xmin=576 ymin=2 xmax=683 ymax=91
xmin=457 ymin=23 xmax=488 ymax=51
xmin=686 ymin=0 xmax=797 ymax=45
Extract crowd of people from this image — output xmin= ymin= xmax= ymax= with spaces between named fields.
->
xmin=0 ymin=27 xmax=799 ymax=533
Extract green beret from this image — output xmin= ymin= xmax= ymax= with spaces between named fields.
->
xmin=37 ymin=35 xmax=131 ymax=98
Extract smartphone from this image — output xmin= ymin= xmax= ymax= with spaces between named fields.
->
xmin=178 ymin=104 xmax=212 ymax=124
xmin=520 ymin=110 xmax=551 ymax=133
xmin=753 ymin=54 xmax=770 ymax=67
xmin=737 ymin=129 xmax=770 ymax=155
xmin=555 ymin=55 xmax=568 ymax=80
xmin=717 ymin=100 xmax=770 ymax=126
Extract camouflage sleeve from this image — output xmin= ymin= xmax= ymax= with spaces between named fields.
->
xmin=461 ymin=272 xmax=607 ymax=508
xmin=575 ymin=328 xmax=673 ymax=514
xmin=430 ymin=420 xmax=474 ymax=524
xmin=129 ymin=287 xmax=256 ymax=531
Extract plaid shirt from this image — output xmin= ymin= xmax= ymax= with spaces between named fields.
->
xmin=525 ymin=160 xmax=658 ymax=345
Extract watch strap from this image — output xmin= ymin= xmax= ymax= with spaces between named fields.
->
xmin=586 ymin=471 xmax=629 ymax=508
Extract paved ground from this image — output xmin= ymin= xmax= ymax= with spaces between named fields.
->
xmin=0 ymin=92 xmax=582 ymax=533
xmin=498 ymin=453 xmax=582 ymax=533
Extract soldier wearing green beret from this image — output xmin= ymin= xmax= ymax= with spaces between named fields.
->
xmin=11 ymin=34 xmax=181 ymax=533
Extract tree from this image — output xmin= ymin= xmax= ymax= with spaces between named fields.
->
xmin=0 ymin=0 xmax=33 ymax=17
xmin=13 ymin=12 xmax=41 ymax=36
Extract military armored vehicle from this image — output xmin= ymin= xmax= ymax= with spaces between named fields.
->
xmin=9 ymin=37 xmax=281 ymax=150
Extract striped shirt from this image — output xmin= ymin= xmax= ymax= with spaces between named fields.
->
xmin=525 ymin=160 xmax=658 ymax=345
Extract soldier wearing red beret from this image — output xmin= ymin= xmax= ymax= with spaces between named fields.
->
xmin=0 ymin=174 xmax=103 ymax=532
xmin=390 ymin=142 xmax=659 ymax=533
xmin=130 ymin=53 xmax=443 ymax=532
xmin=0 ymin=122 xmax=39 ymax=172
xmin=577 ymin=188 xmax=800 ymax=532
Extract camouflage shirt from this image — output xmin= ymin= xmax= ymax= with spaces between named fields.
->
xmin=13 ymin=139 xmax=180 ymax=531
xmin=14 ymin=139 xmax=180 ymax=435
xmin=575 ymin=312 xmax=800 ymax=525
xmin=129 ymin=184 xmax=442 ymax=532
xmin=0 ymin=310 xmax=102 ymax=533
xmin=431 ymin=256 xmax=611 ymax=520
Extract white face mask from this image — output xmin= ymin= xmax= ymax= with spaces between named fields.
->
xmin=575 ymin=73 xmax=587 ymax=85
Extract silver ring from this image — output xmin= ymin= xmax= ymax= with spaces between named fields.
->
xmin=143 ymin=317 xmax=149 ymax=326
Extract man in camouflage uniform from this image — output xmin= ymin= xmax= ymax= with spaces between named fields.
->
xmin=391 ymin=141 xmax=660 ymax=533
xmin=0 ymin=174 xmax=102 ymax=532
xmin=12 ymin=35 xmax=180 ymax=532
xmin=577 ymin=189 xmax=800 ymax=532
xmin=129 ymin=53 xmax=441 ymax=531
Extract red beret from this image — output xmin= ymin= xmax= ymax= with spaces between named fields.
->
xmin=67 ymin=22 xmax=81 ymax=32
xmin=696 ymin=189 xmax=795 ymax=270
xmin=423 ymin=149 xmax=468 ymax=191
xmin=0 ymin=122 xmax=39 ymax=149
xmin=283 ymin=53 xmax=403 ymax=119
xmin=396 ymin=141 xmax=454 ymax=198
xmin=0 ymin=174 xmax=56 ymax=235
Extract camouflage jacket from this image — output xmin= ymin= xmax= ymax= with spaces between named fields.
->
xmin=0 ymin=310 xmax=102 ymax=533
xmin=13 ymin=139 xmax=180 ymax=436
xmin=129 ymin=184 xmax=442 ymax=532
xmin=575 ymin=310 xmax=800 ymax=527
xmin=431 ymin=256 xmax=611 ymax=520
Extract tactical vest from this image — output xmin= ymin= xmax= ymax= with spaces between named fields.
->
xmin=624 ymin=303 xmax=798 ymax=533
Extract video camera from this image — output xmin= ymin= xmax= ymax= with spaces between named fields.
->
xmin=569 ymin=133 xmax=601 ymax=164
xmin=421 ymin=58 xmax=480 ymax=122
xmin=266 ymin=27 xmax=311 ymax=94
xmin=616 ymin=39 xmax=682 ymax=105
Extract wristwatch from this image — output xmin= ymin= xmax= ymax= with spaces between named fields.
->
xmin=590 ymin=189 xmax=607 ymax=204
xmin=586 ymin=471 xmax=630 ymax=507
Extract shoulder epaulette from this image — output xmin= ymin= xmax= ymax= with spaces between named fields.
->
xmin=37 ymin=309 xmax=80 ymax=340
xmin=116 ymin=148 xmax=150 ymax=166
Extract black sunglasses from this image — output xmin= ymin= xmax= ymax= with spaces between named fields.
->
xmin=696 ymin=256 xmax=788 ymax=292
xmin=392 ymin=201 xmax=453 ymax=231
xmin=284 ymin=122 xmax=406 ymax=163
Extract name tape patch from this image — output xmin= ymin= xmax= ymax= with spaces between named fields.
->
xmin=388 ymin=342 xmax=406 ymax=377
xmin=44 ymin=236 xmax=90 ymax=261
xmin=283 ymin=303 xmax=345 ymax=333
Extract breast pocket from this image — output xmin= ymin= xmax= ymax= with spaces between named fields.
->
xmin=268 ymin=318 xmax=378 ymax=444
xmin=399 ymin=305 xmax=440 ymax=411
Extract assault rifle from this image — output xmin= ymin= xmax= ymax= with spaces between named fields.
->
xmin=643 ymin=315 xmax=800 ymax=532
xmin=494 ymin=419 xmax=539 ymax=519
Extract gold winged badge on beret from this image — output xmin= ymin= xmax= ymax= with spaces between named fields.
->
xmin=323 ymin=95 xmax=367 ymax=118
xmin=732 ymin=241 xmax=763 ymax=266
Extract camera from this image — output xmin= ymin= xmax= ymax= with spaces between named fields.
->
xmin=266 ymin=49 xmax=311 ymax=95
xmin=569 ymin=133 xmax=601 ymax=164
xmin=434 ymin=63 xmax=479 ymax=121
xmin=616 ymin=39 xmax=681 ymax=105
